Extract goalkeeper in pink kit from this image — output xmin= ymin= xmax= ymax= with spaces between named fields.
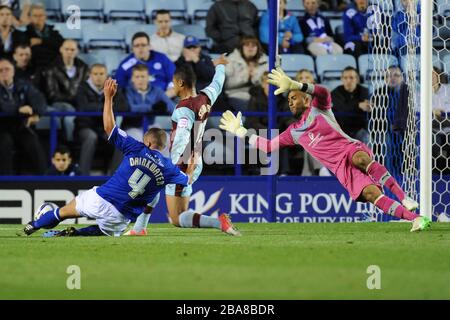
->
xmin=220 ymin=68 xmax=431 ymax=232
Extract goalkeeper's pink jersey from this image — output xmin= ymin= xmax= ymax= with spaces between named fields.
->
xmin=250 ymin=85 xmax=361 ymax=174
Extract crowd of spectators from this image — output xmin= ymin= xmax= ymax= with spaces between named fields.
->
xmin=0 ymin=0 xmax=448 ymax=177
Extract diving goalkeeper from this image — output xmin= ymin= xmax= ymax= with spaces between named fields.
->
xmin=219 ymin=67 xmax=431 ymax=232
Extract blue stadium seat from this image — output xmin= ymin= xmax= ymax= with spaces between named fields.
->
xmin=437 ymin=0 xmax=450 ymax=16
xmin=78 ymin=52 xmax=104 ymax=66
xmin=280 ymin=54 xmax=315 ymax=78
xmin=252 ymin=0 xmax=267 ymax=13
xmin=172 ymin=24 xmax=210 ymax=47
xmin=89 ymin=49 xmax=128 ymax=76
xmin=315 ymin=54 xmax=357 ymax=81
xmin=104 ymin=0 xmax=146 ymax=23
xmin=400 ymin=55 xmax=442 ymax=73
xmin=125 ymin=24 xmax=157 ymax=49
xmin=358 ymin=54 xmax=398 ymax=82
xmin=51 ymin=22 xmax=83 ymax=43
xmin=186 ymin=0 xmax=214 ymax=22
xmin=286 ymin=0 xmax=304 ymax=16
xmin=61 ymin=0 xmax=104 ymax=21
xmin=83 ymin=23 xmax=126 ymax=50
xmin=329 ymin=19 xmax=343 ymax=35
xmin=322 ymin=80 xmax=342 ymax=92
xmin=146 ymin=0 xmax=187 ymax=22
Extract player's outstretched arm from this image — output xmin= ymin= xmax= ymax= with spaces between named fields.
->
xmin=201 ymin=54 xmax=228 ymax=105
xmin=267 ymin=67 xmax=315 ymax=95
xmin=219 ymin=111 xmax=295 ymax=153
xmin=103 ymin=78 xmax=118 ymax=136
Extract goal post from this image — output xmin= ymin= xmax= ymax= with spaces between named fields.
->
xmin=420 ymin=0 xmax=433 ymax=219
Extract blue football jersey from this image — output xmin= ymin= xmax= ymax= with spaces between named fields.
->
xmin=96 ymin=126 xmax=189 ymax=220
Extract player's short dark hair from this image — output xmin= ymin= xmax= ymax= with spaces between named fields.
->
xmin=53 ymin=145 xmax=71 ymax=157
xmin=132 ymin=64 xmax=149 ymax=74
xmin=0 ymin=5 xmax=13 ymax=13
xmin=155 ymin=9 xmax=171 ymax=17
xmin=144 ymin=128 xmax=167 ymax=150
xmin=174 ymin=64 xmax=196 ymax=89
xmin=132 ymin=32 xmax=150 ymax=45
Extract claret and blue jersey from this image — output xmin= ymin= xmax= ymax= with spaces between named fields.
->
xmin=96 ymin=126 xmax=189 ymax=220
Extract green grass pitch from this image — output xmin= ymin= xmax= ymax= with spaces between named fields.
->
xmin=1 ymin=222 xmax=450 ymax=299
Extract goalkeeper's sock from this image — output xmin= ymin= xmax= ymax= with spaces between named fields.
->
xmin=178 ymin=210 xmax=221 ymax=229
xmin=133 ymin=213 xmax=151 ymax=232
xmin=374 ymin=195 xmax=418 ymax=221
xmin=366 ymin=161 xmax=406 ymax=201
xmin=32 ymin=208 xmax=61 ymax=229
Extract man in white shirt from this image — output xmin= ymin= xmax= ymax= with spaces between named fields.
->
xmin=150 ymin=10 xmax=185 ymax=62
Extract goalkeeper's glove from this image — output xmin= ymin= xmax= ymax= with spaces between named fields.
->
xmin=267 ymin=67 xmax=303 ymax=95
xmin=219 ymin=110 xmax=248 ymax=138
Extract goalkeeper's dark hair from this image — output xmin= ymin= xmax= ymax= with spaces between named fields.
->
xmin=174 ymin=64 xmax=197 ymax=89
xmin=144 ymin=128 xmax=167 ymax=150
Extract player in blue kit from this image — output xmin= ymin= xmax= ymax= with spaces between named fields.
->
xmin=20 ymin=79 xmax=197 ymax=237
xmin=127 ymin=55 xmax=241 ymax=236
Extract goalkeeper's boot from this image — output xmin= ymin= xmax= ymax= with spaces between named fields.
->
xmin=402 ymin=197 xmax=419 ymax=211
xmin=219 ymin=213 xmax=241 ymax=236
xmin=42 ymin=227 xmax=78 ymax=238
xmin=410 ymin=216 xmax=431 ymax=232
xmin=123 ymin=228 xmax=148 ymax=236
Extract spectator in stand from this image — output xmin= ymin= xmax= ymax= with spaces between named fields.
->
xmin=24 ymin=3 xmax=64 ymax=67
xmin=224 ymin=36 xmax=268 ymax=111
xmin=116 ymin=32 xmax=175 ymax=98
xmin=372 ymin=66 xmax=409 ymax=178
xmin=206 ymin=0 xmax=258 ymax=54
xmin=122 ymin=64 xmax=175 ymax=144
xmin=150 ymin=10 xmax=185 ymax=62
xmin=1 ymin=0 xmax=31 ymax=27
xmin=392 ymin=0 xmax=420 ymax=55
xmin=300 ymin=0 xmax=343 ymax=56
xmin=294 ymin=69 xmax=330 ymax=176
xmin=432 ymin=67 xmax=450 ymax=173
xmin=75 ymin=64 xmax=128 ymax=176
xmin=331 ymin=66 xmax=370 ymax=144
xmin=342 ymin=0 xmax=370 ymax=57
xmin=12 ymin=44 xmax=35 ymax=82
xmin=46 ymin=145 xmax=81 ymax=176
xmin=44 ymin=39 xmax=89 ymax=141
xmin=0 ymin=58 xmax=47 ymax=175
xmin=259 ymin=0 xmax=304 ymax=54
xmin=0 ymin=5 xmax=28 ymax=59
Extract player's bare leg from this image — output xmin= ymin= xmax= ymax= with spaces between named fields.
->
xmin=21 ymin=199 xmax=81 ymax=236
xmin=352 ymin=151 xmax=419 ymax=211
xmin=166 ymin=195 xmax=241 ymax=236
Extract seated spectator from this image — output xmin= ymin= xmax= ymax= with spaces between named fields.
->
xmin=24 ymin=3 xmax=64 ymax=67
xmin=342 ymin=0 xmax=370 ymax=57
xmin=295 ymin=69 xmax=330 ymax=176
xmin=392 ymin=0 xmax=420 ymax=55
xmin=0 ymin=58 xmax=46 ymax=175
xmin=75 ymin=64 xmax=128 ymax=175
xmin=0 ymin=5 xmax=28 ymax=59
xmin=45 ymin=39 xmax=89 ymax=107
xmin=44 ymin=39 xmax=89 ymax=141
xmin=150 ymin=10 xmax=185 ymax=62
xmin=300 ymin=0 xmax=343 ymax=56
xmin=1 ymin=0 xmax=31 ymax=27
xmin=224 ymin=36 xmax=268 ymax=111
xmin=372 ymin=66 xmax=409 ymax=177
xmin=116 ymin=32 xmax=175 ymax=98
xmin=432 ymin=67 xmax=450 ymax=173
xmin=260 ymin=0 xmax=304 ymax=54
xmin=46 ymin=145 xmax=81 ymax=176
xmin=122 ymin=64 xmax=175 ymax=143
xmin=331 ymin=66 xmax=370 ymax=144
xmin=206 ymin=0 xmax=258 ymax=53
xmin=12 ymin=44 xmax=40 ymax=87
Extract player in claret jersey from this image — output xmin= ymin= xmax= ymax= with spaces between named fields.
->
xmin=128 ymin=55 xmax=241 ymax=236
xmin=219 ymin=67 xmax=431 ymax=232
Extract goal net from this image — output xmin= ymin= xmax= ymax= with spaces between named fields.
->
xmin=367 ymin=0 xmax=449 ymax=221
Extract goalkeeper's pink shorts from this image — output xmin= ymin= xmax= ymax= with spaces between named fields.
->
xmin=333 ymin=142 xmax=382 ymax=201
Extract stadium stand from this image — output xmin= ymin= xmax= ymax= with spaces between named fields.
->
xmin=145 ymin=0 xmax=188 ymax=22
xmin=280 ymin=54 xmax=315 ymax=77
xmin=315 ymin=54 xmax=357 ymax=81
xmin=103 ymin=0 xmax=146 ymax=23
xmin=61 ymin=0 xmax=103 ymax=21
xmin=82 ymin=23 xmax=126 ymax=51
xmin=358 ymin=54 xmax=399 ymax=82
